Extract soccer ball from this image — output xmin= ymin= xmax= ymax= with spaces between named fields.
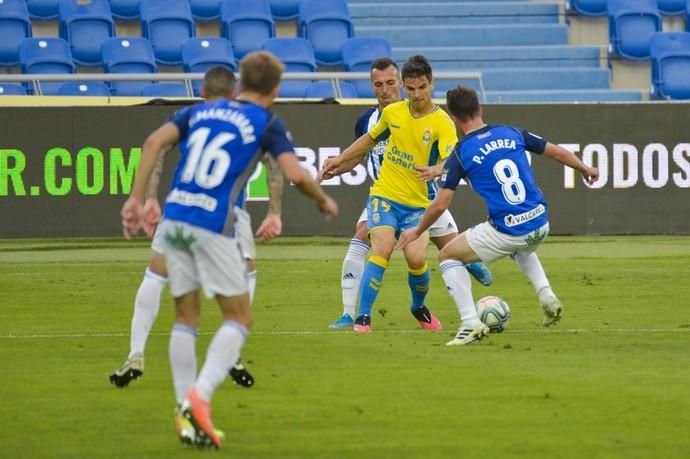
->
xmin=476 ymin=296 xmax=511 ymax=333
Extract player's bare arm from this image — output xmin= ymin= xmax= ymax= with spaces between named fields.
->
xmin=277 ymin=151 xmax=339 ymax=220
xmin=543 ymin=142 xmax=599 ymax=185
xmin=396 ymin=188 xmax=454 ymax=250
xmin=255 ymin=154 xmax=284 ymax=242
xmin=415 ymin=161 xmax=446 ymax=182
xmin=141 ymin=152 xmax=165 ymax=237
xmin=121 ymin=122 xmax=180 ymax=239
xmin=319 ymin=133 xmax=376 ymax=180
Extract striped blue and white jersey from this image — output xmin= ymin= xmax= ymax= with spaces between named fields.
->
xmin=441 ymin=124 xmax=549 ymax=235
xmin=355 ymin=107 xmax=388 ymax=181
xmin=164 ymin=98 xmax=293 ymax=236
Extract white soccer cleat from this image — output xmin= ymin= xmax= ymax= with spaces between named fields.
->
xmin=446 ymin=323 xmax=490 ymax=346
xmin=541 ymin=297 xmax=563 ymax=326
xmin=109 ymin=354 xmax=144 ymax=388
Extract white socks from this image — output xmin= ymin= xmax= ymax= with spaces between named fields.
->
xmin=195 ymin=321 xmax=248 ymax=402
xmin=169 ymin=323 xmax=198 ymax=404
xmin=440 ymin=260 xmax=481 ymax=328
xmin=247 ymin=270 xmax=257 ymax=305
xmin=341 ymin=239 xmax=369 ymax=318
xmin=512 ymin=252 xmax=555 ymax=304
xmin=129 ymin=268 xmax=166 ymax=359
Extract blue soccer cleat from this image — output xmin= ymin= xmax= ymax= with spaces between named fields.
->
xmin=466 ymin=262 xmax=493 ymax=286
xmin=329 ymin=313 xmax=355 ymax=329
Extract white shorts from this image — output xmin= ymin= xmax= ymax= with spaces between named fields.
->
xmin=356 ymin=207 xmax=458 ymax=238
xmin=151 ymin=206 xmax=255 ymax=261
xmin=158 ymin=219 xmax=248 ymax=299
xmin=467 ymin=221 xmax=550 ymax=263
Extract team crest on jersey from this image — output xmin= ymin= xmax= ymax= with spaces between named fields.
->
xmin=372 ymin=213 xmax=380 ymax=224
xmin=422 ymin=128 xmax=432 ymax=146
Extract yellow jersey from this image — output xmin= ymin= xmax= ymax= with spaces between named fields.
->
xmin=367 ymin=100 xmax=458 ymax=208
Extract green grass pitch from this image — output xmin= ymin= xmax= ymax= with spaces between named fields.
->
xmin=1 ymin=236 xmax=689 ymax=458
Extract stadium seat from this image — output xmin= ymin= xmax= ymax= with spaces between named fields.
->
xmin=189 ymin=0 xmax=220 ymax=20
xmin=608 ymin=0 xmax=662 ymax=60
xmin=18 ymin=38 xmax=76 ymax=95
xmin=268 ymin=0 xmax=299 ymax=21
xmin=140 ymin=82 xmax=188 ymax=97
xmin=0 ymin=0 xmax=32 ymax=66
xmin=566 ymin=0 xmax=607 ymax=16
xmin=109 ymin=0 xmax=139 ymax=20
xmin=58 ymin=0 xmax=115 ymax=66
xmin=657 ymin=0 xmax=685 ymax=15
xmin=341 ymin=37 xmax=392 ymax=97
xmin=57 ymin=81 xmax=111 ymax=96
xmin=305 ymin=80 xmax=357 ymax=98
xmin=261 ymin=37 xmax=316 ymax=97
xmin=220 ymin=0 xmax=275 ymax=59
xmin=0 ymin=83 xmax=27 ymax=95
xmin=140 ymin=0 xmax=196 ymax=65
xmin=298 ymin=0 xmax=354 ymax=66
xmin=686 ymin=0 xmax=690 ymax=31
xmin=101 ymin=37 xmax=157 ymax=96
xmin=650 ymin=32 xmax=690 ymax=99
xmin=181 ymin=37 xmax=236 ymax=95
xmin=27 ymin=0 xmax=59 ymax=19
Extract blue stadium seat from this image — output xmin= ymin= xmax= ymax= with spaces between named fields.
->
xmin=181 ymin=37 xmax=236 ymax=95
xmin=140 ymin=0 xmax=196 ymax=65
xmin=58 ymin=0 xmax=115 ymax=66
xmin=686 ymin=0 xmax=690 ymax=30
xmin=650 ymin=32 xmax=690 ymax=99
xmin=101 ymin=37 xmax=157 ymax=96
xmin=109 ymin=0 xmax=139 ymax=20
xmin=657 ymin=0 xmax=685 ymax=15
xmin=18 ymin=37 xmax=76 ymax=95
xmin=261 ymin=37 xmax=316 ymax=97
xmin=57 ymin=81 xmax=111 ymax=96
xmin=298 ymin=0 xmax=354 ymax=66
xmin=0 ymin=83 xmax=27 ymax=95
xmin=305 ymin=80 xmax=357 ymax=98
xmin=140 ymin=82 xmax=188 ymax=97
xmin=269 ymin=0 xmax=299 ymax=21
xmin=0 ymin=0 xmax=32 ymax=66
xmin=608 ymin=0 xmax=662 ymax=60
xmin=566 ymin=0 xmax=607 ymax=16
xmin=27 ymin=0 xmax=59 ymax=19
xmin=220 ymin=0 xmax=275 ymax=59
xmin=189 ymin=0 xmax=220 ymax=20
xmin=341 ymin=37 xmax=392 ymax=97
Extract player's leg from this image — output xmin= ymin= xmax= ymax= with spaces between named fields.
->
xmin=429 ymin=210 xmax=493 ymax=286
xmin=437 ymin=229 xmax=490 ymax=346
xmin=110 ymin=243 xmax=168 ymax=388
xmin=402 ymin=231 xmax=441 ymax=330
xmin=331 ymin=212 xmax=370 ymax=328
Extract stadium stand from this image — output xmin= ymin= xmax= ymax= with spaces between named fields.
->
xmin=58 ymin=0 xmax=115 ymax=66
xmin=305 ymin=80 xmax=357 ymax=98
xmin=101 ymin=36 xmax=157 ymax=96
xmin=220 ymin=0 xmax=275 ymax=59
xmin=261 ymin=37 xmax=316 ymax=97
xmin=181 ymin=37 xmax=236 ymax=95
xmin=27 ymin=0 xmax=59 ymax=20
xmin=189 ymin=0 xmax=221 ymax=21
xmin=299 ymin=0 xmax=354 ymax=66
xmin=0 ymin=82 xmax=28 ymax=95
xmin=18 ymin=37 xmax=75 ymax=94
xmin=140 ymin=0 xmax=195 ymax=65
xmin=650 ymin=31 xmax=690 ymax=99
xmin=57 ymin=81 xmax=111 ymax=95
xmin=341 ymin=37 xmax=393 ymax=97
xmin=657 ymin=0 xmax=686 ymax=16
xmin=108 ymin=0 xmax=139 ymax=20
xmin=608 ymin=0 xmax=662 ymax=60
xmin=140 ymin=81 xmax=188 ymax=96
xmin=269 ymin=0 xmax=300 ymax=21
xmin=0 ymin=0 xmax=32 ymax=67
xmin=566 ymin=0 xmax=607 ymax=16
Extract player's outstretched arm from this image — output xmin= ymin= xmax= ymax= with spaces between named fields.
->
xmin=543 ymin=142 xmax=599 ymax=185
xmin=319 ymin=133 xmax=376 ymax=181
xmin=396 ymin=189 xmax=454 ymax=250
xmin=277 ymin=152 xmax=338 ymax=220
xmin=255 ymin=155 xmax=284 ymax=242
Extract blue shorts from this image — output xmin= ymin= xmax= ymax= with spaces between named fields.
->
xmin=366 ymin=195 xmax=425 ymax=237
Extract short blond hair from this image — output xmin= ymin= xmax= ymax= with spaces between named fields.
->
xmin=239 ymin=51 xmax=284 ymax=96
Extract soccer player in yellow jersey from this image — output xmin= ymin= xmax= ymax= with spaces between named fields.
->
xmin=321 ymin=55 xmax=461 ymax=332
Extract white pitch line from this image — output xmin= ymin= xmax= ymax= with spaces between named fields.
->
xmin=1 ymin=328 xmax=689 ymax=339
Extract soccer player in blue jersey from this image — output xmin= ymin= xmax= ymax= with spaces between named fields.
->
xmin=397 ymin=86 xmax=599 ymax=346
xmin=330 ymin=57 xmax=492 ymax=329
xmin=110 ymin=68 xmax=283 ymax=391
xmin=121 ymin=53 xmax=338 ymax=448
xmin=321 ymin=55 xmax=471 ymax=333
